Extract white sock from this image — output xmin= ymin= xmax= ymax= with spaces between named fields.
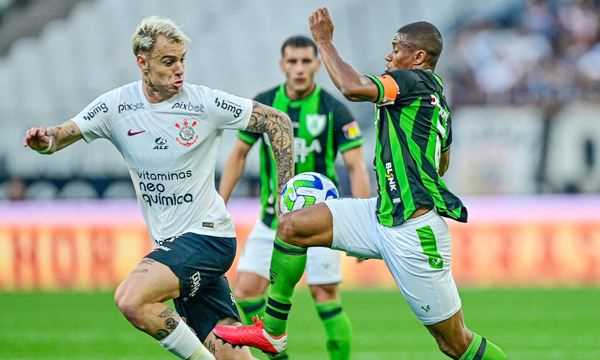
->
xmin=159 ymin=320 xmax=215 ymax=360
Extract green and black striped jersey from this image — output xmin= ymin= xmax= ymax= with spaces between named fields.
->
xmin=239 ymin=84 xmax=364 ymax=229
xmin=366 ymin=69 xmax=467 ymax=227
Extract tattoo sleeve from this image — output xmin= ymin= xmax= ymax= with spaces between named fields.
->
xmin=245 ymin=101 xmax=294 ymax=195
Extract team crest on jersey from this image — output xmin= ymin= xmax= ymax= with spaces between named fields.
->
xmin=306 ymin=114 xmax=327 ymax=137
xmin=175 ymin=119 xmax=199 ymax=147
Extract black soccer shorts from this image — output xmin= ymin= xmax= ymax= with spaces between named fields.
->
xmin=146 ymin=232 xmax=240 ymax=341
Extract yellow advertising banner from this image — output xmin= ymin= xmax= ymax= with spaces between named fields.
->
xmin=1 ymin=221 xmax=599 ymax=290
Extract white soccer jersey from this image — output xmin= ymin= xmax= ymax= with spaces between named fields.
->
xmin=72 ymin=81 xmax=253 ymax=242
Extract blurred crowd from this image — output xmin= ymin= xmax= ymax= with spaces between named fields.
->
xmin=2 ymin=0 xmax=599 ymax=200
xmin=449 ymin=0 xmax=600 ymax=105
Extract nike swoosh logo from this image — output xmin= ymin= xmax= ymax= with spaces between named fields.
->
xmin=127 ymin=129 xmax=146 ymax=136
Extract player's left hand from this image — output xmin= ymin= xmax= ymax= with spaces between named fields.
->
xmin=309 ymin=7 xmax=334 ymax=44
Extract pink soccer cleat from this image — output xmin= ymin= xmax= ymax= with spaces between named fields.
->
xmin=213 ymin=318 xmax=287 ymax=354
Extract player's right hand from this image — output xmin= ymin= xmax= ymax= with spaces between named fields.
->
xmin=23 ymin=127 xmax=55 ymax=153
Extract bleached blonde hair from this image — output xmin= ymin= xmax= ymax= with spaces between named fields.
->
xmin=131 ymin=16 xmax=190 ymax=55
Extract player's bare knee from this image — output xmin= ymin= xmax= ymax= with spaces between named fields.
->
xmin=277 ymin=214 xmax=296 ymax=243
xmin=113 ymin=281 xmax=126 ymax=306
xmin=117 ymin=303 xmax=143 ymax=325
xmin=115 ymin=289 xmax=145 ymax=325
xmin=310 ymin=284 xmax=338 ymax=303
xmin=233 ymin=286 xmax=247 ymax=300
xmin=234 ymin=273 xmax=269 ymax=299
xmin=234 ymin=284 xmax=262 ymax=300
xmin=115 ymin=299 xmax=141 ymax=324
xmin=114 ymin=281 xmax=129 ymax=311
xmin=277 ymin=213 xmax=306 ymax=247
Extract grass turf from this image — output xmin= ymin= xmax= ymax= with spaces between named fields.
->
xmin=1 ymin=288 xmax=598 ymax=359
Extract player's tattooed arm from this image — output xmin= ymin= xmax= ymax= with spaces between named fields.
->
xmin=245 ymin=101 xmax=294 ymax=194
xmin=309 ymin=8 xmax=378 ymax=102
xmin=23 ymin=120 xmax=83 ymax=154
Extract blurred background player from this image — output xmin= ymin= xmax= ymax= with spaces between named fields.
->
xmin=23 ymin=16 xmax=294 ymax=360
xmin=214 ymin=8 xmax=507 ymax=360
xmin=219 ymin=35 xmax=370 ymax=360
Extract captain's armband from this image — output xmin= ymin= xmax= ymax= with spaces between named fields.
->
xmin=365 ymin=74 xmax=399 ymax=105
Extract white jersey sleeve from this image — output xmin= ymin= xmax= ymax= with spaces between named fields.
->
xmin=205 ymin=88 xmax=253 ymax=130
xmin=71 ymin=89 xmax=119 ymax=142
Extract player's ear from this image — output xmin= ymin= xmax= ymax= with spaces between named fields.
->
xmin=279 ymin=57 xmax=286 ymax=73
xmin=413 ymin=49 xmax=427 ymax=67
xmin=136 ymin=53 xmax=149 ymax=74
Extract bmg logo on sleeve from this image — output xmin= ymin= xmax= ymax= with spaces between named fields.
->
xmin=214 ymin=97 xmax=242 ymax=118
xmin=83 ymin=102 xmax=109 ymax=121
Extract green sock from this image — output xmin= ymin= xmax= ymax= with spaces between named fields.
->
xmin=459 ymin=333 xmax=507 ymax=360
xmin=236 ymin=296 xmax=266 ymax=325
xmin=263 ymin=237 xmax=307 ymax=336
xmin=315 ymin=300 xmax=352 ymax=360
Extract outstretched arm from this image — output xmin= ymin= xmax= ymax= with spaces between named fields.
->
xmin=309 ymin=8 xmax=379 ymax=102
xmin=245 ymin=101 xmax=294 ymax=195
xmin=23 ymin=120 xmax=83 ymax=154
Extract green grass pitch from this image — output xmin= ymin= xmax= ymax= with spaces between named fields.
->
xmin=1 ymin=288 xmax=598 ymax=359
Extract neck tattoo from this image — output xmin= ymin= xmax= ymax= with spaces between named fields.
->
xmin=143 ymin=76 xmax=165 ymax=103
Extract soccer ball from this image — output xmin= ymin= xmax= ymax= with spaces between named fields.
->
xmin=280 ymin=172 xmax=339 ymax=214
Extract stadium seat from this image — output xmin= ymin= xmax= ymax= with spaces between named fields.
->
xmin=58 ymin=180 xmax=97 ymax=199
xmin=24 ymin=181 xmax=58 ymax=200
xmin=103 ymin=181 xmax=135 ymax=199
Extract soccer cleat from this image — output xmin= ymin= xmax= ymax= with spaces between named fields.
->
xmin=213 ymin=318 xmax=287 ymax=354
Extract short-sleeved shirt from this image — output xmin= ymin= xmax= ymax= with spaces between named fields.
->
xmin=72 ymin=81 xmax=253 ymax=242
xmin=238 ymin=84 xmax=363 ymax=229
xmin=365 ymin=70 xmax=467 ymax=227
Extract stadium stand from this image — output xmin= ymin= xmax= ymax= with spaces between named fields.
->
xmin=1 ymin=0 xmax=598 ymax=198
xmin=448 ymin=0 xmax=600 ymax=105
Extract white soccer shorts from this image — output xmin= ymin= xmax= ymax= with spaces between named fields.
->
xmin=237 ymin=220 xmax=342 ymax=285
xmin=325 ymin=197 xmax=462 ymax=325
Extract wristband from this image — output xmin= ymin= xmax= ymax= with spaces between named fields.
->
xmin=36 ymin=136 xmax=56 ymax=155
